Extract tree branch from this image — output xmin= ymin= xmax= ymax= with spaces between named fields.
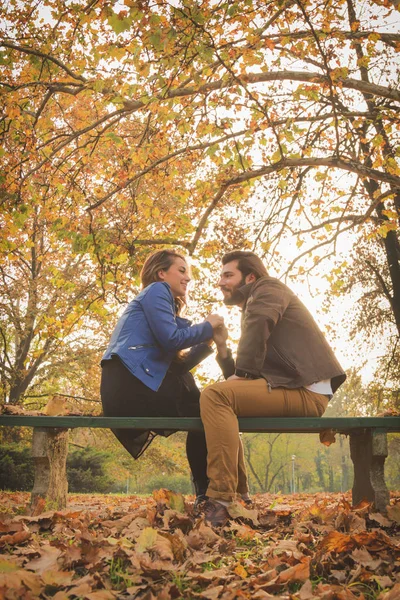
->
xmin=122 ymin=70 xmax=400 ymax=111
xmin=1 ymin=41 xmax=87 ymax=82
xmin=187 ymin=157 xmax=400 ymax=253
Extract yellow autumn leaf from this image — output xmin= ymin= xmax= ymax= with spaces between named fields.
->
xmin=234 ymin=564 xmax=248 ymax=579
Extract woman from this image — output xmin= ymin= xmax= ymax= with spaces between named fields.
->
xmin=100 ymin=249 xmax=224 ymax=503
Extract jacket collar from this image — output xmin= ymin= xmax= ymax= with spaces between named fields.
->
xmin=236 ymin=281 xmax=255 ymax=304
xmin=234 ymin=276 xmax=271 ymax=307
xmin=229 ymin=280 xmax=257 ymax=309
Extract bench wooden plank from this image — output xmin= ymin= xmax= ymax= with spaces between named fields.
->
xmin=1 ymin=415 xmax=400 ymax=432
xmin=1 ymin=414 xmax=399 ymax=514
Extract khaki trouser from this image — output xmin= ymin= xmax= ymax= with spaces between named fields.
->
xmin=200 ymin=378 xmax=329 ymax=502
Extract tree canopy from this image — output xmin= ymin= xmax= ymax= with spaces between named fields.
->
xmin=1 ymin=0 xmax=399 ymax=403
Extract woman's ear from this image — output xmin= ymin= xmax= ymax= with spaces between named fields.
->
xmin=157 ymin=269 xmax=166 ymax=281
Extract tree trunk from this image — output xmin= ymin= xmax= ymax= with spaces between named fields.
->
xmin=30 ymin=427 xmax=69 ymax=513
xmin=315 ymin=449 xmax=326 ymax=490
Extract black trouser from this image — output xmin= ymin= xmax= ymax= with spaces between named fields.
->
xmin=100 ymin=357 xmax=208 ymax=495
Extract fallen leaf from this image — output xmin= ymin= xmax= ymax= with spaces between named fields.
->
xmin=137 ymin=527 xmax=174 ymax=561
xmin=25 ymin=545 xmax=62 ymax=573
xmin=317 ymin=531 xmax=353 ymax=553
xmin=159 ymin=530 xmax=187 ymax=562
xmin=30 ymin=497 xmax=47 ymax=516
xmin=53 ymin=591 xmax=70 ymax=600
xmin=0 ymin=529 xmax=31 ymax=547
xmin=0 ymin=405 xmax=41 ymax=416
xmin=298 ymin=579 xmax=314 ymax=600
xmin=234 ymin=564 xmax=248 ymax=579
xmin=373 ymin=575 xmax=394 ymax=589
xmin=271 ymin=539 xmax=304 ymax=560
xmin=378 ymin=582 xmax=400 ymax=599
xmin=314 ymin=582 xmax=359 ymax=598
xmin=200 ymin=585 xmax=224 ymax=599
xmin=60 ymin=544 xmax=82 ymax=567
xmin=65 ymin=582 xmax=93 ymax=597
xmin=0 ymin=558 xmax=20 ymax=573
xmin=330 ymin=569 xmax=347 ymax=583
xmin=229 ymin=523 xmax=257 ymax=541
xmin=188 ymin=568 xmax=231 ymax=582
xmin=335 ymin=511 xmax=366 ymax=533
xmin=41 ymin=570 xmax=75 ymax=586
xmin=86 ymin=591 xmax=117 ymax=599
xmin=251 ymin=590 xmax=277 ymax=600
xmin=276 ymin=557 xmax=310 ymax=583
xmin=351 ymin=547 xmax=382 ymax=569
xmin=252 ymin=591 xmax=276 ymax=599
xmin=320 ymin=429 xmax=336 ymax=446
xmin=227 ymin=501 xmax=259 ymax=525
xmin=386 ymin=504 xmax=400 ymax=524
xmin=369 ymin=512 xmax=392 ymax=527
xmin=0 ymin=569 xmax=43 ymax=596
xmin=187 ymin=522 xmax=220 ymax=548
xmin=152 ymin=489 xmax=185 ymax=513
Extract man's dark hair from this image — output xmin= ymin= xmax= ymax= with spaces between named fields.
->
xmin=222 ymin=251 xmax=268 ymax=280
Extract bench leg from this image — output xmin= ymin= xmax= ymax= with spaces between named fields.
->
xmin=30 ymin=427 xmax=69 ymax=513
xmin=350 ymin=430 xmax=389 ymax=513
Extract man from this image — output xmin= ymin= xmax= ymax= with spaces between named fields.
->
xmin=201 ymin=251 xmax=346 ymax=526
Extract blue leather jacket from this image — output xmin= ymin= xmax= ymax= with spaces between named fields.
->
xmin=101 ymin=281 xmax=213 ymax=391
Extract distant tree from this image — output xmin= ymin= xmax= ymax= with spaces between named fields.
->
xmin=67 ymin=447 xmax=115 ymax=494
xmin=325 ymin=368 xmax=366 ymax=417
xmin=0 ymin=445 xmax=33 ymax=491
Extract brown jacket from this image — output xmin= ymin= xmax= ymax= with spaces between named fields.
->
xmin=219 ymin=276 xmax=346 ymax=393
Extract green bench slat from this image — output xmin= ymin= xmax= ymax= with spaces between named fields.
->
xmin=1 ymin=415 xmax=400 ymax=433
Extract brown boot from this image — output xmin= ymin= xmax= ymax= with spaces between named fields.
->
xmin=204 ymin=499 xmax=229 ymax=527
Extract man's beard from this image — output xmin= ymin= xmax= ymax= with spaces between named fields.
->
xmin=222 ymin=276 xmax=247 ymax=306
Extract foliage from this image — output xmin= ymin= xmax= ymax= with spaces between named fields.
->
xmin=0 ymin=444 xmax=117 ymax=493
xmin=323 ymin=232 xmax=400 ymax=393
xmin=242 ymin=432 xmax=353 ymax=494
xmin=141 ymin=474 xmax=193 ymax=495
xmin=0 ymin=193 xmax=119 ymax=404
xmin=0 ymin=444 xmax=33 ymax=491
xmin=66 ymin=446 xmax=117 ymax=493
xmin=325 ymin=368 xmax=367 ymax=416
xmin=0 ymin=490 xmax=400 ymax=598
xmin=1 ymin=0 xmax=399 ymax=404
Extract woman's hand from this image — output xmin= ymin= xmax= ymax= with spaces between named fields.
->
xmin=205 ymin=313 xmax=225 ymax=330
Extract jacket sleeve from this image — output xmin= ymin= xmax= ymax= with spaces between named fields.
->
xmin=140 ymin=283 xmax=213 ymax=351
xmin=216 ymin=348 xmax=235 ymax=379
xmin=171 ymin=343 xmax=214 ymax=374
xmin=235 ymin=280 xmax=291 ymax=376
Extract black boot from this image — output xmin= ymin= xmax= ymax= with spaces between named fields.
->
xmin=193 ymin=479 xmax=208 ymax=512
xmin=186 ymin=431 xmax=209 ymax=510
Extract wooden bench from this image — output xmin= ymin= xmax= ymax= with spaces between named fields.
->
xmin=1 ymin=415 xmax=399 ymax=513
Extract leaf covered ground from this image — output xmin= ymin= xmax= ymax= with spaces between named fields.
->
xmin=0 ymin=491 xmax=399 ymax=600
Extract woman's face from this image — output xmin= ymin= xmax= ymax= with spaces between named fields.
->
xmin=158 ymin=257 xmax=191 ymax=298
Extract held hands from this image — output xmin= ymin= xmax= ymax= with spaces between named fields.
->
xmin=205 ymin=313 xmax=225 ymax=330
xmin=205 ymin=315 xmax=230 ymax=358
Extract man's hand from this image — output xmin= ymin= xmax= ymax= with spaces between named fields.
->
xmin=212 ymin=324 xmax=230 ymax=358
xmin=227 ymin=374 xmax=246 ymax=380
xmin=213 ymin=323 xmax=228 ymax=346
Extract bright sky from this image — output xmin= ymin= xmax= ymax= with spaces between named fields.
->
xmin=188 ymin=234 xmax=385 ymax=387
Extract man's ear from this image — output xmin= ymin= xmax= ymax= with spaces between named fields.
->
xmin=245 ymin=273 xmax=256 ymax=284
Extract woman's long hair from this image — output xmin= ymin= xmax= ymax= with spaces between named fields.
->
xmin=140 ymin=249 xmax=188 ymax=315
